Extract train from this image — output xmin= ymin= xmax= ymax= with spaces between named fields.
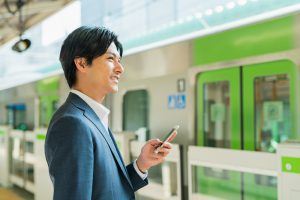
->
xmin=1 ymin=12 xmax=300 ymax=200
xmin=114 ymin=13 xmax=300 ymax=199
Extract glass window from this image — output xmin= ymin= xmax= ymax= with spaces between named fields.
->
xmin=193 ymin=166 xmax=241 ymax=200
xmin=254 ymin=74 xmax=290 ymax=152
xmin=123 ymin=90 xmax=149 ymax=137
xmin=192 ymin=166 xmax=277 ymax=200
xmin=203 ymin=81 xmax=230 ymax=148
xmin=10 ymin=137 xmax=25 ymax=179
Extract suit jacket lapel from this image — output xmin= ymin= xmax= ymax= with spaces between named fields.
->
xmin=108 ymin=128 xmax=126 ymax=167
xmin=67 ymin=93 xmax=133 ymax=189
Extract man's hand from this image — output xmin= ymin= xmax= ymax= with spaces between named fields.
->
xmin=136 ymin=139 xmax=172 ymax=173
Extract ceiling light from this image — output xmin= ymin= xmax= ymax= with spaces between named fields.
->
xmin=226 ymin=2 xmax=236 ymax=9
xmin=177 ymin=18 xmax=184 ymax=24
xmin=215 ymin=6 xmax=224 ymax=13
xmin=205 ymin=9 xmax=213 ymax=16
xmin=12 ymin=38 xmax=31 ymax=52
xmin=185 ymin=15 xmax=193 ymax=22
xmin=237 ymin=0 xmax=247 ymax=6
xmin=195 ymin=12 xmax=203 ymax=19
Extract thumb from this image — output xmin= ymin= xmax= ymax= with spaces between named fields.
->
xmin=147 ymin=139 xmax=162 ymax=146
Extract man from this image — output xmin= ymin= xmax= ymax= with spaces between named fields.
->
xmin=45 ymin=26 xmax=173 ymax=200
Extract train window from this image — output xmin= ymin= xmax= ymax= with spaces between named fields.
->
xmin=203 ymin=81 xmax=231 ymax=148
xmin=197 ymin=67 xmax=241 ymax=149
xmin=254 ymin=74 xmax=290 ymax=153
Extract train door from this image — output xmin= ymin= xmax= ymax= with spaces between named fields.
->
xmin=122 ymin=89 xmax=149 ymax=140
xmin=196 ymin=60 xmax=297 ymax=200
xmin=196 ymin=67 xmax=242 ymax=200
xmin=242 ymin=60 xmax=297 ymax=200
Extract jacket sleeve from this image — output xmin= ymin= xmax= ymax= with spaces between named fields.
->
xmin=126 ymin=163 xmax=148 ymax=192
xmin=45 ymin=116 xmax=94 ymax=200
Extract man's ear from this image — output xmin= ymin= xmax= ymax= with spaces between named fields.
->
xmin=74 ymin=57 xmax=88 ymax=72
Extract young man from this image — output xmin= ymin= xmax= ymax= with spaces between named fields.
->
xmin=45 ymin=26 xmax=172 ymax=200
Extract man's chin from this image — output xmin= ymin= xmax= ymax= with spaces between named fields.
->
xmin=111 ymin=87 xmax=118 ymax=93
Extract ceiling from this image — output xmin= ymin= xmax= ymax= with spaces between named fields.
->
xmin=0 ymin=0 xmax=73 ymax=46
xmin=1 ymin=0 xmax=300 ymax=91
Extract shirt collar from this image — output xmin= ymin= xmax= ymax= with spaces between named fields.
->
xmin=70 ymin=89 xmax=110 ymax=130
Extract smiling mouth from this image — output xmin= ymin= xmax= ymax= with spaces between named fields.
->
xmin=111 ymin=76 xmax=119 ymax=83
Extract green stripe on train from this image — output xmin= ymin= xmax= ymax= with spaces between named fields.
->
xmin=192 ymin=16 xmax=294 ymax=66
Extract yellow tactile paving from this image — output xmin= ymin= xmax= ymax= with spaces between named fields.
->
xmin=0 ymin=188 xmax=24 ymax=200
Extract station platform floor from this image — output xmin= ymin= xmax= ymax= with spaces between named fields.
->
xmin=0 ymin=186 xmax=33 ymax=200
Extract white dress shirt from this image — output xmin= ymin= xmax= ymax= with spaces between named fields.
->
xmin=70 ymin=89 xmax=147 ymax=179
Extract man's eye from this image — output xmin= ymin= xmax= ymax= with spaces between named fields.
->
xmin=108 ymin=57 xmax=114 ymax=60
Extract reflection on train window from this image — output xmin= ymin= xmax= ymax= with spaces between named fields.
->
xmin=254 ymin=74 xmax=290 ymax=153
xmin=203 ymin=81 xmax=230 ymax=148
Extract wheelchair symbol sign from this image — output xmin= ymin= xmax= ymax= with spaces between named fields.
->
xmin=168 ymin=94 xmax=186 ymax=109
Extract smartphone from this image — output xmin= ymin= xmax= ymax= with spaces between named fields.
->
xmin=154 ymin=125 xmax=179 ymax=154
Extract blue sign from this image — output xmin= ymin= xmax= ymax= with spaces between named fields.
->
xmin=168 ymin=94 xmax=186 ymax=109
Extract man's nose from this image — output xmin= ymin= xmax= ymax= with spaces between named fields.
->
xmin=115 ymin=62 xmax=124 ymax=74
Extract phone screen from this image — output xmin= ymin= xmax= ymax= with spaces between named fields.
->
xmin=162 ymin=125 xmax=179 ymax=143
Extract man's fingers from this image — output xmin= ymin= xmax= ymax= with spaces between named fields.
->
xmin=151 ymin=147 xmax=170 ymax=157
xmin=160 ymin=142 xmax=172 ymax=149
xmin=155 ymin=146 xmax=171 ymax=156
xmin=148 ymin=139 xmax=162 ymax=147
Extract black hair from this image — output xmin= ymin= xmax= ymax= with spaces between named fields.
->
xmin=59 ymin=26 xmax=123 ymax=88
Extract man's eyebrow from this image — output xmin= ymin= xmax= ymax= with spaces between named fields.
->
xmin=106 ymin=52 xmax=121 ymax=58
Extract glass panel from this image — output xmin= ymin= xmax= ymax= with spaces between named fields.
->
xmin=131 ymin=155 xmax=163 ymax=185
xmin=254 ymin=74 xmax=290 ymax=153
xmin=135 ymin=159 xmax=179 ymax=200
xmin=203 ymin=81 xmax=230 ymax=148
xmin=25 ymin=163 xmax=34 ymax=183
xmin=10 ymin=137 xmax=25 ymax=179
xmin=192 ymin=166 xmax=277 ymax=200
xmin=25 ymin=141 xmax=34 ymax=154
xmin=25 ymin=141 xmax=34 ymax=183
xmin=244 ymin=173 xmax=277 ymax=200
xmin=193 ymin=166 xmax=241 ymax=200
xmin=123 ymin=90 xmax=149 ymax=140
xmin=148 ymin=164 xmax=163 ymax=185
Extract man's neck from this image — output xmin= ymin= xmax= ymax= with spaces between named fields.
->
xmin=72 ymin=86 xmax=105 ymax=103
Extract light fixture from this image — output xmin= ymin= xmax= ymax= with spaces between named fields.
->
xmin=5 ymin=0 xmax=31 ymax=52
xmin=12 ymin=38 xmax=31 ymax=52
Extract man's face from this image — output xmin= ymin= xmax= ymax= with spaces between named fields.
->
xmin=85 ymin=42 xmax=123 ymax=96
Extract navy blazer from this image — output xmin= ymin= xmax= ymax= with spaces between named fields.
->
xmin=45 ymin=93 xmax=148 ymax=200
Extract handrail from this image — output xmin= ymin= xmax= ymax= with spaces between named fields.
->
xmin=188 ymin=146 xmax=277 ymax=176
